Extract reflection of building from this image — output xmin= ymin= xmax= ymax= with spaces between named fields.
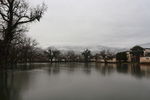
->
xmin=140 ymin=57 xmax=150 ymax=63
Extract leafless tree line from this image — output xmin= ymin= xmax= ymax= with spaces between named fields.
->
xmin=44 ymin=48 xmax=115 ymax=63
xmin=0 ymin=0 xmax=47 ymax=66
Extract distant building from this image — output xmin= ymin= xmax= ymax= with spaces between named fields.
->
xmin=126 ymin=51 xmax=132 ymax=62
xmin=140 ymin=48 xmax=150 ymax=63
xmin=144 ymin=48 xmax=150 ymax=57
xmin=123 ymin=48 xmax=150 ymax=63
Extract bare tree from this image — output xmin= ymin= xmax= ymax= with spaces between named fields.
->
xmin=45 ymin=47 xmax=62 ymax=62
xmin=94 ymin=53 xmax=100 ymax=62
xmin=66 ymin=50 xmax=76 ymax=62
xmin=0 ymin=0 xmax=47 ymax=65
xmin=45 ymin=47 xmax=56 ymax=63
xmin=82 ymin=49 xmax=91 ymax=62
xmin=53 ymin=49 xmax=61 ymax=62
xmin=34 ymin=47 xmax=49 ymax=62
xmin=20 ymin=36 xmax=38 ymax=63
xmin=6 ymin=34 xmax=38 ymax=63
xmin=99 ymin=50 xmax=115 ymax=63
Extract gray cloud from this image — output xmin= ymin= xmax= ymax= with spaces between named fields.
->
xmin=28 ymin=0 xmax=150 ymax=48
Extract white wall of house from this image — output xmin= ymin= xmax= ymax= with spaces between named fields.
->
xmin=140 ymin=57 xmax=150 ymax=63
xmin=126 ymin=51 xmax=132 ymax=62
xmin=96 ymin=58 xmax=116 ymax=63
xmin=107 ymin=58 xmax=117 ymax=63
xmin=144 ymin=49 xmax=150 ymax=56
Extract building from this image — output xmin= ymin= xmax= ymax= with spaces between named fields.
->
xmin=140 ymin=48 xmax=150 ymax=63
xmin=124 ymin=48 xmax=150 ymax=63
xmin=144 ymin=48 xmax=150 ymax=57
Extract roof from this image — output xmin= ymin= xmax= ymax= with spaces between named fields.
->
xmin=144 ymin=48 xmax=150 ymax=50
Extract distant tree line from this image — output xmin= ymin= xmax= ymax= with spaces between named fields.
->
xmin=44 ymin=48 xmax=116 ymax=63
xmin=0 ymin=42 xmax=118 ymax=64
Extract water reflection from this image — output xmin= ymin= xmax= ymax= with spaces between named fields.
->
xmin=45 ymin=63 xmax=150 ymax=78
xmin=0 ymin=63 xmax=150 ymax=100
xmin=0 ymin=70 xmax=32 ymax=100
xmin=117 ymin=64 xmax=129 ymax=73
xmin=95 ymin=63 xmax=116 ymax=76
xmin=83 ymin=63 xmax=92 ymax=75
xmin=116 ymin=64 xmax=150 ymax=78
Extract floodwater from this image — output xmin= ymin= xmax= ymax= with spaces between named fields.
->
xmin=0 ymin=63 xmax=150 ymax=100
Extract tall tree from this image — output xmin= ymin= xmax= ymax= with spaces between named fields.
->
xmin=66 ymin=50 xmax=76 ymax=62
xmin=99 ymin=50 xmax=114 ymax=63
xmin=116 ymin=52 xmax=128 ymax=63
xmin=0 ymin=0 xmax=47 ymax=65
xmin=82 ymin=49 xmax=91 ymax=62
xmin=45 ymin=47 xmax=56 ymax=63
xmin=130 ymin=46 xmax=144 ymax=63
xmin=53 ymin=49 xmax=61 ymax=62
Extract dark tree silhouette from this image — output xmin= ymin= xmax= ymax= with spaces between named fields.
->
xmin=45 ymin=47 xmax=57 ymax=63
xmin=99 ymin=50 xmax=114 ymax=63
xmin=19 ymin=37 xmax=38 ymax=63
xmin=130 ymin=46 xmax=144 ymax=63
xmin=0 ymin=0 xmax=47 ymax=65
xmin=116 ymin=52 xmax=128 ymax=63
xmin=45 ymin=47 xmax=61 ymax=62
xmin=53 ymin=49 xmax=61 ymax=62
xmin=82 ymin=49 xmax=91 ymax=62
xmin=66 ymin=50 xmax=76 ymax=62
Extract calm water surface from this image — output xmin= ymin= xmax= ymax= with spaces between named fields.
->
xmin=0 ymin=63 xmax=150 ymax=100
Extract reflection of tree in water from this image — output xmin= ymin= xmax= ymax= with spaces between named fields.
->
xmin=48 ymin=63 xmax=61 ymax=75
xmin=0 ymin=71 xmax=12 ymax=100
xmin=95 ymin=63 xmax=115 ymax=76
xmin=83 ymin=63 xmax=92 ymax=75
xmin=116 ymin=64 xmax=129 ymax=74
xmin=140 ymin=64 xmax=150 ymax=78
xmin=13 ymin=63 xmax=51 ymax=71
xmin=116 ymin=64 xmax=144 ymax=78
xmin=116 ymin=64 xmax=150 ymax=78
xmin=130 ymin=64 xmax=145 ymax=78
xmin=0 ymin=70 xmax=31 ymax=100
xmin=65 ymin=63 xmax=76 ymax=73
xmin=94 ymin=63 xmax=150 ymax=78
xmin=48 ymin=63 xmax=82 ymax=75
xmin=52 ymin=63 xmax=60 ymax=74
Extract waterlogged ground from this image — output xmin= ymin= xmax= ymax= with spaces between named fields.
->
xmin=0 ymin=63 xmax=150 ymax=100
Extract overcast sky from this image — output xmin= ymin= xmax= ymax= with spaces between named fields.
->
xmin=29 ymin=0 xmax=150 ymax=48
